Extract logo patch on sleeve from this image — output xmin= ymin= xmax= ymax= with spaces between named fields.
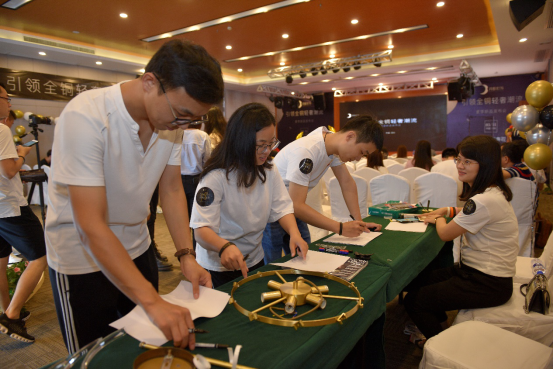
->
xmin=299 ymin=158 xmax=314 ymax=174
xmin=462 ymin=199 xmax=476 ymax=215
xmin=196 ymin=187 xmax=215 ymax=207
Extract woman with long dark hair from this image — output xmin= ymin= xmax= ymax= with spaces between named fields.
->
xmin=204 ymin=106 xmax=227 ymax=150
xmin=404 ymin=135 xmax=518 ymax=345
xmin=396 ymin=145 xmax=408 ymax=158
xmin=405 ymin=140 xmax=436 ymax=170
xmin=366 ymin=150 xmax=388 ymax=174
xmin=190 ymin=103 xmax=308 ymax=287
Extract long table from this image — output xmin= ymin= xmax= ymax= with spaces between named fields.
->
xmin=43 ymin=215 xmax=447 ymax=369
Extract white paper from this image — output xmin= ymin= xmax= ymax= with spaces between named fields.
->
xmin=324 ymin=232 xmax=382 ymax=246
xmin=271 ymin=250 xmax=349 ymax=273
xmin=385 ymin=221 xmax=428 ymax=233
xmin=110 ymin=280 xmax=230 ymax=346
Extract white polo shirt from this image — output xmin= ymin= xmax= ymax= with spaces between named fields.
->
xmin=45 ymin=83 xmax=183 ymax=275
xmin=453 ymin=186 xmax=518 ymax=277
xmin=0 ymin=124 xmax=27 ymax=218
xmin=274 ymin=126 xmax=342 ymax=191
xmin=190 ymin=168 xmax=293 ymax=271
xmin=181 ymin=129 xmax=211 ymax=176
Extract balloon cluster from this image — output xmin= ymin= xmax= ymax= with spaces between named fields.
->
xmin=506 ymin=81 xmax=553 ymax=170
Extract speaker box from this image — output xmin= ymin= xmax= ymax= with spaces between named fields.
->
xmin=447 ymin=80 xmax=462 ymax=102
xmin=509 ymin=0 xmax=546 ymax=31
xmin=313 ymin=94 xmax=326 ymax=110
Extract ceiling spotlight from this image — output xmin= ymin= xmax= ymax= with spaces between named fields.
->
xmin=332 ymin=68 xmax=340 ymax=73
xmin=286 ymin=75 xmax=293 ymax=84
xmin=371 ymin=74 xmax=379 ymax=76
xmin=388 ymin=45 xmax=394 ymax=49
xmin=280 ymin=62 xmax=286 ymax=66
xmin=320 ymin=66 xmax=328 ymax=75
xmin=310 ymin=67 xmax=319 ymax=76
xmin=345 ymin=77 xmax=354 ymax=80
xmin=139 ymin=68 xmax=146 ymax=73
xmin=378 ymin=83 xmax=383 ymax=86
xmin=38 ymin=52 xmax=46 ymax=56
xmin=456 ymin=34 xmax=463 ymax=38
xmin=332 ymin=87 xmax=336 ymax=91
xmin=226 ymin=45 xmax=232 ymax=50
xmin=374 ymin=63 xmax=382 ymax=67
xmin=351 ymin=19 xmax=358 ymax=24
xmin=299 ymin=72 xmax=307 ymax=78
xmin=343 ymin=67 xmax=350 ymax=72
xmin=120 ymin=13 xmax=128 ymax=18
xmin=397 ymin=70 xmax=406 ymax=73
xmin=322 ymin=79 xmax=330 ymax=82
xmin=96 ymin=61 xmax=102 ymax=65
xmin=300 ymin=82 xmax=309 ymax=85
xmin=519 ymin=38 xmax=527 ymax=42
xmin=282 ymin=34 xmax=289 ymax=38
xmin=291 ymin=92 xmax=295 ymax=95
xmin=437 ymin=1 xmax=445 ymax=6
xmin=237 ymin=68 xmax=243 ymax=72
xmin=353 ymin=62 xmax=361 ymax=70
xmin=329 ymin=54 xmax=335 ymax=58
xmin=427 ymin=67 xmax=437 ymax=70
xmin=432 ymin=77 xmax=437 ymax=81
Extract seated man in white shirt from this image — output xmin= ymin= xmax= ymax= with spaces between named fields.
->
xmin=431 ymin=147 xmax=462 ymax=200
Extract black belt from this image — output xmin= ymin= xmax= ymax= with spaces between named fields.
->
xmin=182 ymin=174 xmax=201 ymax=184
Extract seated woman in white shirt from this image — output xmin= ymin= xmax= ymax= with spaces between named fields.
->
xmin=366 ymin=149 xmax=388 ymax=174
xmin=404 ymin=135 xmax=518 ymax=345
xmin=190 ymin=103 xmax=309 ymax=288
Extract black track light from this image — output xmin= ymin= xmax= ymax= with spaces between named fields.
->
xmin=286 ymin=75 xmax=293 ymax=84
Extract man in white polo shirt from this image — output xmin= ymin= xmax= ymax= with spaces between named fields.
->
xmin=45 ymin=40 xmax=223 ymax=354
xmin=262 ymin=115 xmax=384 ymax=263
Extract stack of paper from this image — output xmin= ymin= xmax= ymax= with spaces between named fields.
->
xmin=324 ymin=232 xmax=382 ymax=246
xmin=271 ymin=250 xmax=349 ymax=273
xmin=385 ymin=222 xmax=428 ymax=233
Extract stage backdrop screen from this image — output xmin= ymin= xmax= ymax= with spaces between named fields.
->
xmin=340 ymin=95 xmax=447 ymax=151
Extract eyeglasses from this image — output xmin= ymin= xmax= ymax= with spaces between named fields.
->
xmin=453 ymin=157 xmax=478 ymax=167
xmin=0 ymin=96 xmax=11 ymax=103
xmin=152 ymin=73 xmax=207 ymax=126
xmin=256 ymin=140 xmax=280 ymax=154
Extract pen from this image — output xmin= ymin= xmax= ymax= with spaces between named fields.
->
xmin=188 ymin=328 xmax=209 ymax=334
xmin=350 ymin=215 xmax=355 ymax=221
xmin=195 ymin=342 xmax=230 ymax=349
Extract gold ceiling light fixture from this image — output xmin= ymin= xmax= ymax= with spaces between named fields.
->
xmin=225 ymin=25 xmax=426 ymax=63
xmin=142 ymin=0 xmax=311 ymax=42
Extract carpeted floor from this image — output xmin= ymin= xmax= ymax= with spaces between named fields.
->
xmin=1 ymin=193 xmax=552 ymax=368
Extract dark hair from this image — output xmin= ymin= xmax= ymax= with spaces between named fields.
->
xmin=457 ymin=135 xmax=512 ymax=201
xmin=8 ymin=110 xmax=16 ymax=121
xmin=0 ymin=82 xmax=5 ymax=90
xmin=381 ymin=147 xmax=388 ymax=159
xmin=145 ymin=40 xmax=224 ymax=105
xmin=413 ymin=140 xmax=434 ymax=170
xmin=46 ymin=149 xmax=52 ymax=157
xmin=441 ymin=147 xmax=457 ymax=159
xmin=201 ymin=103 xmax=274 ymax=188
xmin=396 ymin=145 xmax=408 ymax=158
xmin=502 ymin=140 xmax=528 ymax=164
xmin=366 ymin=150 xmax=384 ymax=169
xmin=339 ymin=115 xmax=384 ymax=150
xmin=204 ymin=106 xmax=227 ymax=143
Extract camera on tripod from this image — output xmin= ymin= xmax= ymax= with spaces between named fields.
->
xmin=28 ymin=114 xmax=52 ymax=126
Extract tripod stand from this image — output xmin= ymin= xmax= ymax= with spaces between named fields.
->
xmin=24 ymin=123 xmax=46 ymax=224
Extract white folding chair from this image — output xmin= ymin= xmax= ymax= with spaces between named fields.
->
xmin=432 ymin=154 xmax=442 ymax=163
xmin=354 ymin=167 xmax=381 ymax=206
xmin=369 ymin=174 xmax=410 ymax=205
xmin=421 ymin=321 xmax=553 ymax=369
xmin=382 ymin=159 xmax=397 ymax=167
xmin=345 ymin=162 xmax=355 ymax=173
xmin=305 ymin=180 xmax=329 ymax=241
xmin=356 ymin=157 xmax=367 ymax=169
xmin=453 ymin=233 xmax=553 ymax=347
xmin=328 ymin=174 xmax=368 ymax=222
xmin=413 ymin=173 xmax=457 ymax=208
xmin=506 ymin=177 xmax=537 ymax=257
xmin=393 ymin=157 xmax=408 ymax=165
xmin=387 ymin=163 xmax=404 ymax=175
xmin=398 ymin=167 xmax=429 ymax=203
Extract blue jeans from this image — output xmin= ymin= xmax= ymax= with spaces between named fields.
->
xmin=262 ymin=217 xmax=311 ymax=264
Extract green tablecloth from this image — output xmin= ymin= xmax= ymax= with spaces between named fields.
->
xmin=80 ymin=263 xmax=392 ymax=369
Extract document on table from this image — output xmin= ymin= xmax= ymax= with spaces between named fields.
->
xmin=324 ymin=231 xmax=382 ymax=246
xmin=385 ymin=221 xmax=428 ymax=233
xmin=271 ymin=250 xmax=349 ymax=273
xmin=110 ymin=281 xmax=229 ymax=346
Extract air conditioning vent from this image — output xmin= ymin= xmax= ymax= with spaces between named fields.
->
xmin=23 ymin=36 xmax=96 ymax=55
xmin=534 ymin=49 xmax=549 ymax=63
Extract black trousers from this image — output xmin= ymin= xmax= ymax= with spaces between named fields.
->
xmin=148 ymin=184 xmax=159 ymax=245
xmin=181 ymin=174 xmax=201 ymax=250
xmin=404 ymin=264 xmax=513 ymax=339
xmin=49 ymin=245 xmax=158 ymax=354
xmin=209 ymin=259 xmax=265 ymax=288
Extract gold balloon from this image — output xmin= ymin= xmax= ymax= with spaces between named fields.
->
xmin=524 ymin=143 xmax=552 ymax=170
xmin=296 ymin=131 xmax=304 ymax=140
xmin=506 ymin=113 xmax=512 ymax=124
xmin=327 ymin=125 xmax=336 ymax=133
xmin=525 ymin=80 xmax=553 ymax=109
xmin=518 ymin=131 xmax=526 ymax=139
xmin=13 ymin=110 xmax=24 ymax=119
xmin=15 ymin=125 xmax=26 ymax=136
xmin=13 ymin=135 xmax=21 ymax=144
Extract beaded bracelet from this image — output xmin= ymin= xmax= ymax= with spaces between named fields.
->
xmin=219 ymin=242 xmax=235 ymax=258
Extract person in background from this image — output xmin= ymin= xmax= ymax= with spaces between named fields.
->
xmin=431 ymin=148 xmax=458 ymax=179
xmin=366 ymin=149 xmax=388 ymax=174
xmin=39 ymin=150 xmax=52 ymax=167
xmin=0 ymin=87 xmax=47 ymax=343
xmin=406 ymin=135 xmax=518 ymax=345
xmin=191 ymin=103 xmax=308 ymax=287
xmin=405 ymin=140 xmax=436 ymax=170
xmin=262 ymin=115 xmax=384 ymax=264
xmin=396 ymin=145 xmax=408 ymax=158
xmin=381 ymin=147 xmax=388 ymax=159
xmin=501 ymin=141 xmax=534 ymax=182
xmin=204 ymin=106 xmax=226 ymax=151
xmin=181 ymin=125 xmax=212 ymax=250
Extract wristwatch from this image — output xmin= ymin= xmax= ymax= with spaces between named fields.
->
xmin=174 ymin=248 xmax=196 ymax=261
